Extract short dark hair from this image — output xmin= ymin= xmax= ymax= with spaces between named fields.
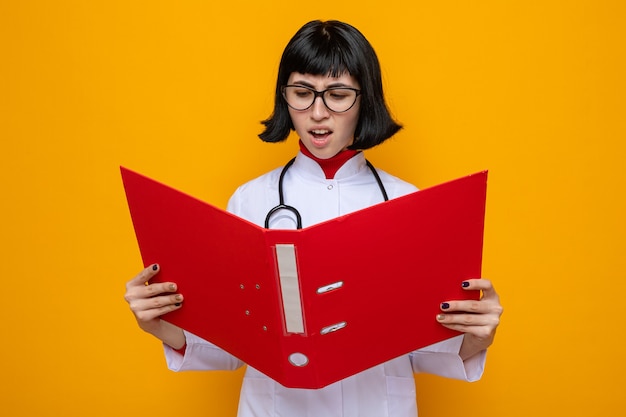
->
xmin=259 ymin=20 xmax=402 ymax=150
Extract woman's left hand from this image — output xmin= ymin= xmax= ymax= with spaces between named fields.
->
xmin=436 ymin=278 xmax=503 ymax=361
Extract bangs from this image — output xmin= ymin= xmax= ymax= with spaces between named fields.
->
xmin=280 ymin=24 xmax=362 ymax=80
xmin=287 ymin=44 xmax=356 ymax=78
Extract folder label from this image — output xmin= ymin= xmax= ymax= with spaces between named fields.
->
xmin=275 ymin=244 xmax=305 ymax=334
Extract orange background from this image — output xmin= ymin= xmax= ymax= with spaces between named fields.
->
xmin=1 ymin=1 xmax=624 ymax=416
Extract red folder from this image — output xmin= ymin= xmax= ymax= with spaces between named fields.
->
xmin=121 ymin=167 xmax=488 ymax=389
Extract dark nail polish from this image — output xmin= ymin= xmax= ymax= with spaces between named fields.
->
xmin=462 ymin=281 xmax=470 ymax=288
xmin=152 ymin=264 xmax=158 ymax=271
xmin=175 ymin=303 xmax=181 ymax=307
xmin=441 ymin=302 xmax=450 ymax=310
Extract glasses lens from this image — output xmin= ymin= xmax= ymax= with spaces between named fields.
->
xmin=283 ymin=86 xmax=358 ymax=112
xmin=283 ymin=86 xmax=315 ymax=110
xmin=322 ymin=88 xmax=358 ymax=112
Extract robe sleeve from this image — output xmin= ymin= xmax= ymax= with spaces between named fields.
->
xmin=164 ymin=330 xmax=245 ymax=372
xmin=410 ymin=335 xmax=486 ymax=382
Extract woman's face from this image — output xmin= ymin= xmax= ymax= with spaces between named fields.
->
xmin=286 ymin=72 xmax=360 ymax=159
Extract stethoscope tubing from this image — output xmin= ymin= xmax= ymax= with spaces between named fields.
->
xmin=264 ymin=156 xmax=389 ymax=229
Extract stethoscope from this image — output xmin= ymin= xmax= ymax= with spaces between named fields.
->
xmin=264 ymin=156 xmax=389 ymax=229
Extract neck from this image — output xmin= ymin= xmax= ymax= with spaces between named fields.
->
xmin=298 ymin=141 xmax=359 ymax=179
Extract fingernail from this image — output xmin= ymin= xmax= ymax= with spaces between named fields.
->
xmin=169 ymin=284 xmax=176 ymax=291
xmin=437 ymin=314 xmax=445 ymax=321
xmin=441 ymin=302 xmax=450 ymax=310
xmin=152 ymin=264 xmax=158 ymax=271
xmin=175 ymin=303 xmax=181 ymax=307
xmin=175 ymin=295 xmax=182 ymax=301
xmin=462 ymin=281 xmax=470 ymax=288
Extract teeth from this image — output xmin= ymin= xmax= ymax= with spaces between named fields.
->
xmin=311 ymin=130 xmax=330 ymax=135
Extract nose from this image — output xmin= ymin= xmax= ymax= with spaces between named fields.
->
xmin=310 ymin=95 xmax=330 ymax=120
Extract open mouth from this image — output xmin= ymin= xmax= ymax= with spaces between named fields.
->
xmin=310 ymin=129 xmax=332 ymax=139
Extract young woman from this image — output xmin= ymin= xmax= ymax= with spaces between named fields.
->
xmin=124 ymin=20 xmax=503 ymax=417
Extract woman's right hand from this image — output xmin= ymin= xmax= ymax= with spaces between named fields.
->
xmin=124 ymin=264 xmax=186 ymax=348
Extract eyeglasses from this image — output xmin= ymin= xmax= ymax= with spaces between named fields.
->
xmin=282 ymin=85 xmax=361 ymax=113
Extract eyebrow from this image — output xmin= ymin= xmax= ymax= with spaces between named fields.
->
xmin=291 ymin=80 xmax=356 ymax=89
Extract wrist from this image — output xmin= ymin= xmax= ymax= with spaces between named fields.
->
xmin=459 ymin=333 xmax=494 ymax=361
xmin=140 ymin=319 xmax=186 ymax=350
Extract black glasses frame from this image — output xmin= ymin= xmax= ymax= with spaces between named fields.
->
xmin=281 ymin=85 xmax=361 ymax=113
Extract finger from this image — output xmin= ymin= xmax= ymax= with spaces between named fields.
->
xmin=126 ymin=264 xmax=160 ymax=290
xmin=130 ymin=293 xmax=184 ymax=319
xmin=437 ymin=321 xmax=497 ymax=340
xmin=134 ymin=302 xmax=183 ymax=323
xmin=440 ymin=299 xmax=485 ymax=314
xmin=125 ymin=281 xmax=179 ymax=305
xmin=143 ymin=282 xmax=178 ymax=297
xmin=437 ymin=313 xmax=500 ymax=339
xmin=462 ymin=278 xmax=498 ymax=298
xmin=437 ymin=312 xmax=492 ymax=327
xmin=440 ymin=298 xmax=503 ymax=319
